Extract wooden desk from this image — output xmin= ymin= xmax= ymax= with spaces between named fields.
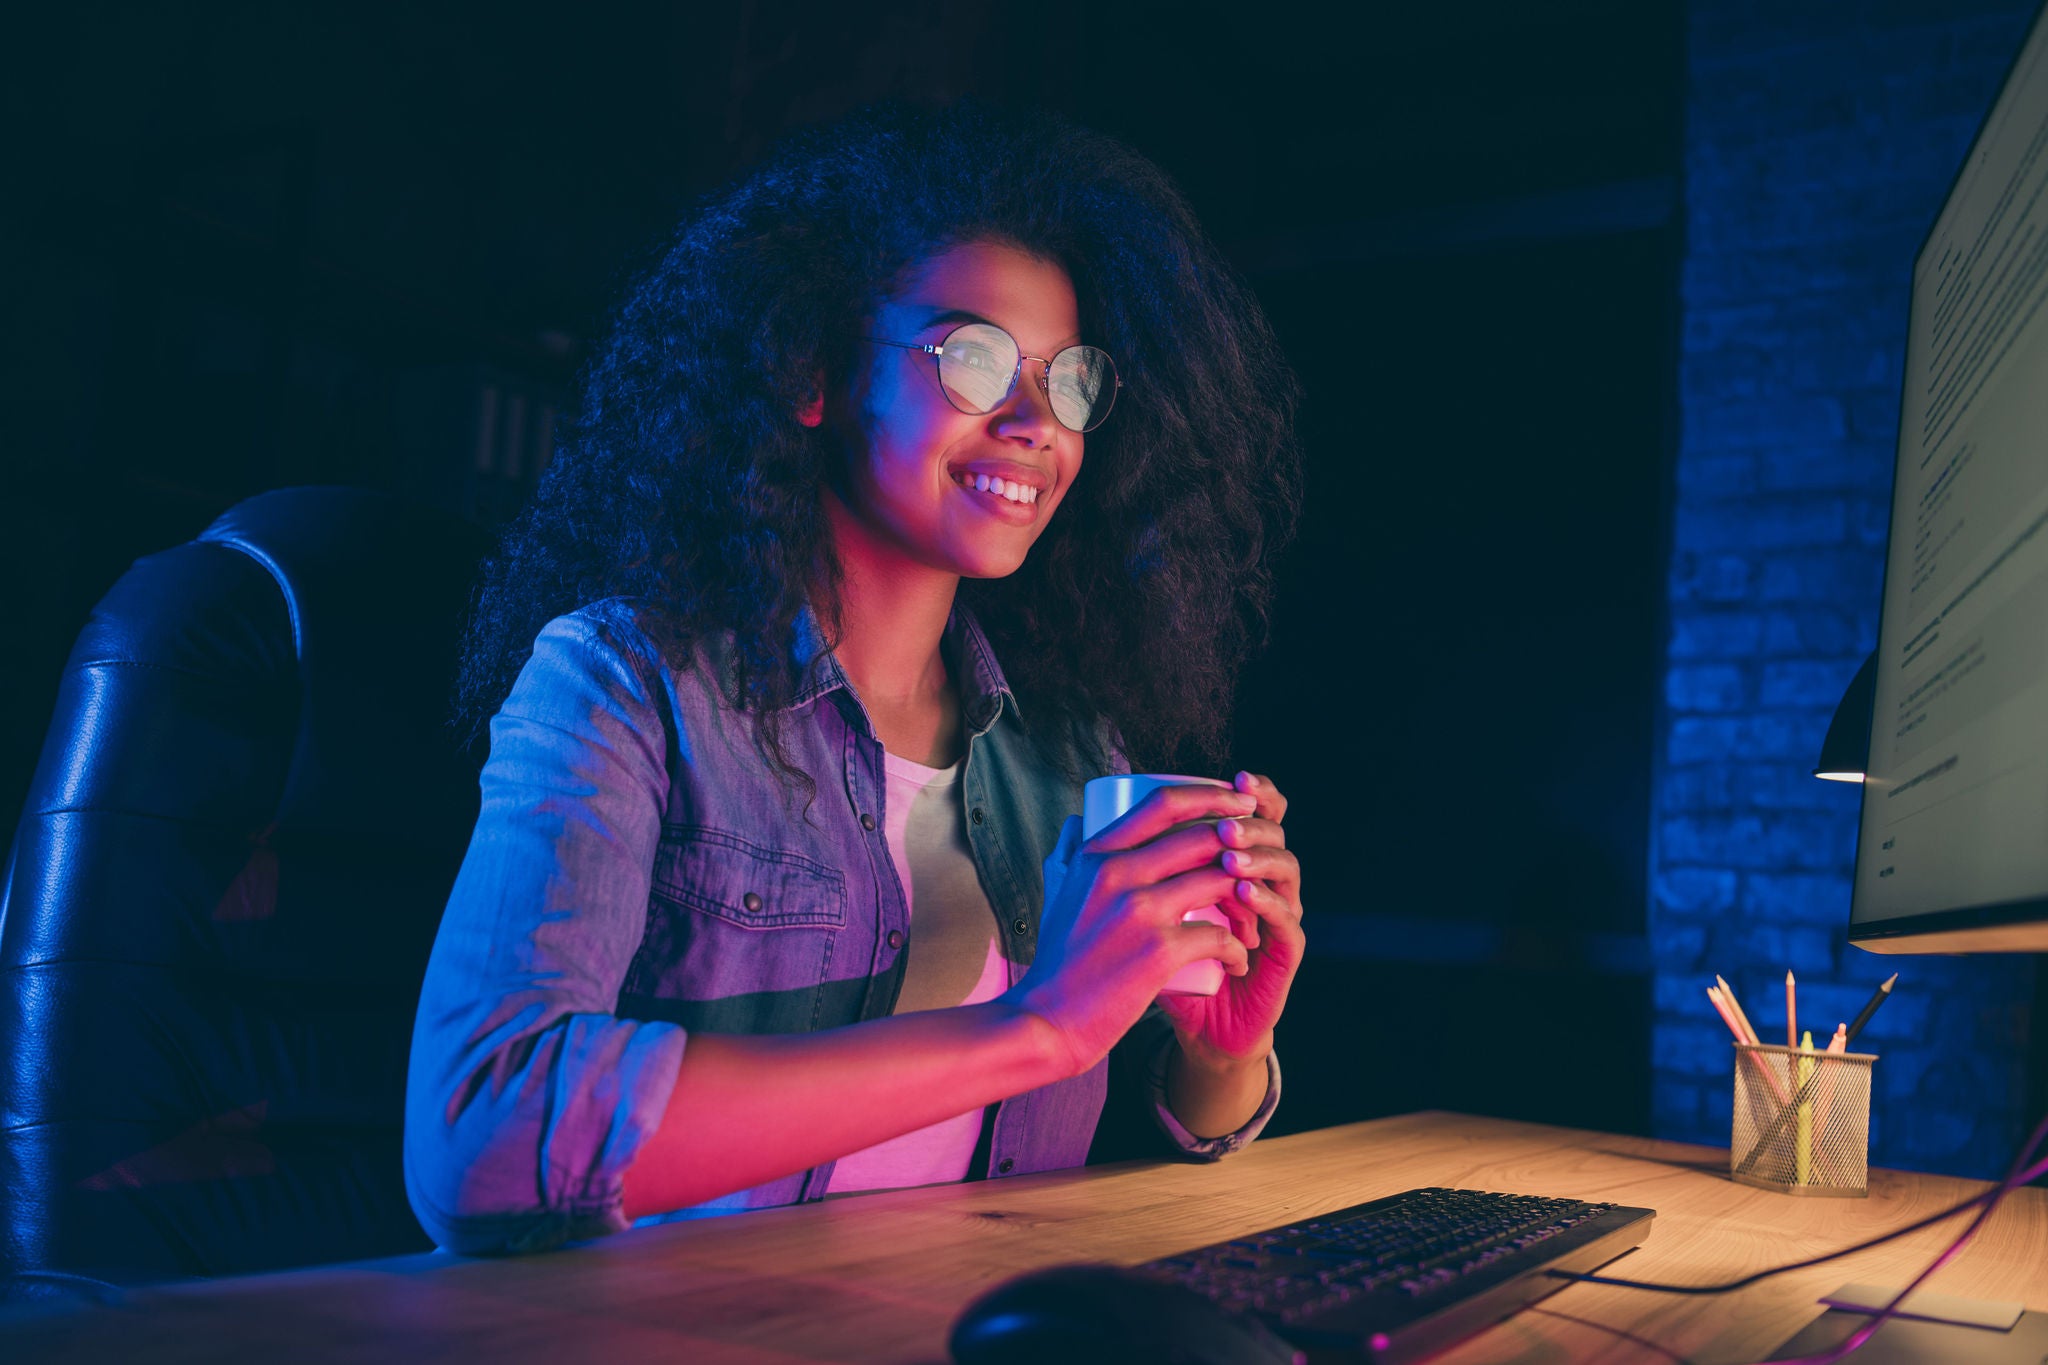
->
xmin=7 ymin=1111 xmax=2045 ymax=1363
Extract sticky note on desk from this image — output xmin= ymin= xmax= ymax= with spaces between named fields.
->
xmin=1822 ymin=1282 xmax=2025 ymax=1331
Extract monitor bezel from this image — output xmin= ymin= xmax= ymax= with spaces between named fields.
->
xmin=1848 ymin=0 xmax=2048 ymax=952
xmin=1850 ymin=896 xmax=2048 ymax=953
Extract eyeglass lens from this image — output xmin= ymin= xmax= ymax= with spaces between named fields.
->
xmin=935 ymin=322 xmax=1117 ymax=432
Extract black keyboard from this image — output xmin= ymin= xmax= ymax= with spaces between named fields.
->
xmin=1135 ymin=1187 xmax=1655 ymax=1363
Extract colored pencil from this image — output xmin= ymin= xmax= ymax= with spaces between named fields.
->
xmin=1716 ymin=974 xmax=1762 ymax=1046
xmin=1786 ymin=970 xmax=1798 ymax=1050
xmin=1844 ymin=973 xmax=1898 ymax=1043
xmin=1708 ymin=986 xmax=1791 ymax=1104
xmin=1796 ymin=1029 xmax=1815 ymax=1184
xmin=1705 ymin=986 xmax=1745 ymax=1042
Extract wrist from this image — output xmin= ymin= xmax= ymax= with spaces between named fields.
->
xmin=1165 ymin=1035 xmax=1272 ymax=1140
xmin=1173 ymin=1027 xmax=1273 ymax=1077
xmin=984 ymin=999 xmax=1089 ymax=1085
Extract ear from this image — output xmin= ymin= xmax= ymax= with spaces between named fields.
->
xmin=797 ymin=375 xmax=825 ymax=428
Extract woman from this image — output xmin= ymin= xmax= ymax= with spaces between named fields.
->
xmin=405 ymin=101 xmax=1306 ymax=1255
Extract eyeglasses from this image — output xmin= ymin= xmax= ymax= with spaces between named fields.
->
xmin=865 ymin=321 xmax=1122 ymax=433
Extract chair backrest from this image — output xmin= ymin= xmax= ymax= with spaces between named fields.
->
xmin=2 ymin=487 xmax=489 ymax=1284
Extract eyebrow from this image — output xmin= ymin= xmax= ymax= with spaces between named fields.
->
xmin=919 ymin=306 xmax=1083 ymax=350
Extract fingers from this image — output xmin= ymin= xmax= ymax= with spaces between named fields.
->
xmin=1232 ymin=879 xmax=1305 ymax=974
xmin=1038 ymin=815 xmax=1082 ymax=924
xmin=1088 ymin=817 xmax=1292 ymax=910
xmin=1215 ymin=815 xmax=1285 ymax=852
xmin=1043 ymin=814 xmax=1082 ymax=871
xmin=1086 ymin=783 xmax=1256 ymax=852
xmin=1217 ymin=843 xmax=1301 ymax=902
xmin=1177 ymin=918 xmax=1249 ymax=976
xmin=1234 ymin=771 xmax=1288 ymax=824
xmin=1124 ymin=864 xmax=1240 ymax=925
xmin=1216 ymin=896 xmax=1262 ymax=952
xmin=1093 ymin=818 xmax=1242 ymax=893
xmin=1230 ymin=877 xmax=1304 ymax=936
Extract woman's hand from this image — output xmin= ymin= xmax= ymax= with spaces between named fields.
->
xmin=1001 ymin=784 xmax=1259 ymax=1077
xmin=1157 ymin=771 xmax=1304 ymax=1069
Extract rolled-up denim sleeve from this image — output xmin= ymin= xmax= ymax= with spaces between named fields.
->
xmin=404 ymin=608 xmax=684 ymax=1255
xmin=1126 ymin=1005 xmax=1282 ymax=1159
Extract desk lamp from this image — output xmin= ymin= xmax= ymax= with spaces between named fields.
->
xmin=1813 ymin=651 xmax=1876 ymax=784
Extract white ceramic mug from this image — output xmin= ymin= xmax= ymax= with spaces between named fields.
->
xmin=1080 ymin=773 xmax=1234 ymax=997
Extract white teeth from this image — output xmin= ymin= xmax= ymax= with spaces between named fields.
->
xmin=955 ymin=471 xmax=1042 ymax=508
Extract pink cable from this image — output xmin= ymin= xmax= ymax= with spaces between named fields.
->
xmin=1762 ymin=1112 xmax=2048 ymax=1365
xmin=1543 ymin=1113 xmax=2048 ymax=1364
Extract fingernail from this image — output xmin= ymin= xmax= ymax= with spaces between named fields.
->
xmin=1236 ymin=878 xmax=1257 ymax=899
xmin=1237 ymin=771 xmax=1257 ymax=789
xmin=1224 ymin=851 xmax=1249 ymax=874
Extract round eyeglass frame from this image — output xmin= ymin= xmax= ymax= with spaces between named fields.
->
xmin=864 ymin=322 xmax=1123 ymax=433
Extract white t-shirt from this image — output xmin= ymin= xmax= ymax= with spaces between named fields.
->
xmin=824 ymin=750 xmax=1010 ymax=1194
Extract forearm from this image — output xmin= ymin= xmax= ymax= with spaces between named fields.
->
xmin=620 ymin=1001 xmax=1072 ymax=1219
xmin=1165 ymin=1035 xmax=1274 ymax=1140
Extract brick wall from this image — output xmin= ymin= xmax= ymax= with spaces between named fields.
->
xmin=1657 ymin=0 xmax=2039 ymax=1178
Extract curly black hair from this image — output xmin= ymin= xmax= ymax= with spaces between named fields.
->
xmin=455 ymin=100 xmax=1301 ymax=785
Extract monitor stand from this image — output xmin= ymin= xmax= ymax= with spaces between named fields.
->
xmin=1770 ymin=1308 xmax=2048 ymax=1364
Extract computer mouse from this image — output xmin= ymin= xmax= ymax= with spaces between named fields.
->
xmin=948 ymin=1262 xmax=1306 ymax=1365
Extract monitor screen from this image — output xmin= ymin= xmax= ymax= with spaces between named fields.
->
xmin=1852 ymin=5 xmax=2048 ymax=951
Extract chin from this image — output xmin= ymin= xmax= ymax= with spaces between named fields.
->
xmin=949 ymin=546 xmax=1033 ymax=581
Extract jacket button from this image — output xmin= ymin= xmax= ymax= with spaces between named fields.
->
xmin=971 ymin=807 xmax=985 ymax=825
xmin=997 ymin=1157 xmax=1015 ymax=1175
xmin=887 ymin=929 xmax=904 ymax=949
xmin=1011 ymin=917 xmax=1029 ymax=936
xmin=742 ymin=892 xmax=763 ymax=912
xmin=860 ymin=813 xmax=877 ymax=831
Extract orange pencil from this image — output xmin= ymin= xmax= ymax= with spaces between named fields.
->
xmin=1708 ymin=986 xmax=1791 ymax=1104
xmin=1786 ymin=970 xmax=1798 ymax=1051
xmin=1705 ymin=986 xmax=1744 ymax=1040
xmin=1716 ymin=974 xmax=1762 ymax=1045
xmin=1815 ymin=1023 xmax=1848 ymax=1152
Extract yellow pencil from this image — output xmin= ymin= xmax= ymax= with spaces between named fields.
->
xmin=1796 ymin=1029 xmax=1815 ymax=1184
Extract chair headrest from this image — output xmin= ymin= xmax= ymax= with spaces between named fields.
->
xmin=197 ymin=486 xmax=492 ymax=838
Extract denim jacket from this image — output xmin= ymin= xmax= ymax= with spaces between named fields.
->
xmin=404 ymin=597 xmax=1280 ymax=1255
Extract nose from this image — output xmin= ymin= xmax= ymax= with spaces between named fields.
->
xmin=990 ymin=356 xmax=1061 ymax=448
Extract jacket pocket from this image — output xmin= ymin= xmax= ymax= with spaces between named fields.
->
xmin=651 ymin=826 xmax=849 ymax=928
xmin=622 ymin=826 xmax=850 ymax=1016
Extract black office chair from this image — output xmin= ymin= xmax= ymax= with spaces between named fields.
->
xmin=0 ymin=487 xmax=490 ymax=1291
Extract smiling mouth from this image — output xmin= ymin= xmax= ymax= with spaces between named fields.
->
xmin=951 ymin=471 xmax=1042 ymax=506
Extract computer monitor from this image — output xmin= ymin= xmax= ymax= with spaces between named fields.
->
xmin=1851 ymin=2 xmax=2048 ymax=955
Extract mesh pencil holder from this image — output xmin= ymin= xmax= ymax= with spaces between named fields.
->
xmin=1729 ymin=1043 xmax=1876 ymax=1197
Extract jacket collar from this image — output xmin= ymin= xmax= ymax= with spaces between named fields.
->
xmin=787 ymin=600 xmax=1019 ymax=736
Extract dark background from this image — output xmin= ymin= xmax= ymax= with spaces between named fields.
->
xmin=3 ymin=2 xmax=1681 ymax=1142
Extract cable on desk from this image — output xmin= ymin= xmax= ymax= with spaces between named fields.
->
xmin=1542 ymin=1111 xmax=2048 ymax=1365
xmin=1545 ymin=1115 xmax=2048 ymax=1296
xmin=1521 ymin=1304 xmax=1694 ymax=1365
xmin=1767 ymin=1111 xmax=2046 ymax=1365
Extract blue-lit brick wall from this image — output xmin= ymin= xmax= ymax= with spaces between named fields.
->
xmin=1657 ymin=0 xmax=2039 ymax=1178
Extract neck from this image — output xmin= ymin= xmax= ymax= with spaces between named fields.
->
xmin=822 ymin=492 xmax=963 ymax=764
